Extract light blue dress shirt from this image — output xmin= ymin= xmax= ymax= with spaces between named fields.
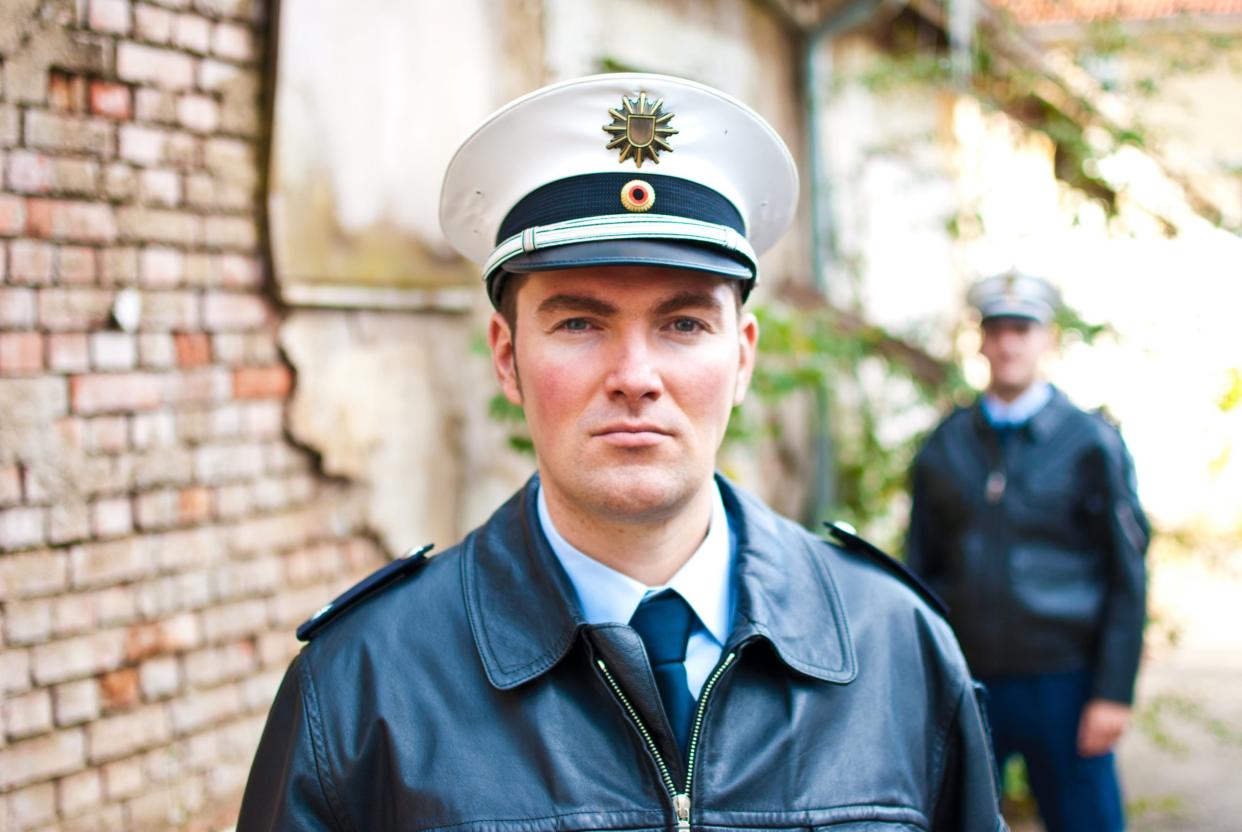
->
xmin=537 ymin=482 xmax=735 ymax=699
xmin=982 ymin=381 xmax=1052 ymax=427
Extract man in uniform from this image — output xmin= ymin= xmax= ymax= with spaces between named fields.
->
xmin=907 ymin=273 xmax=1149 ymax=832
xmin=239 ymin=74 xmax=1004 ymax=831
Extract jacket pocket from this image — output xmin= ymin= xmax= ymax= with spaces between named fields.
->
xmin=1008 ymin=543 xmax=1103 ymax=628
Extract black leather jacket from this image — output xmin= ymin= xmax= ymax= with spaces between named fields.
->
xmin=907 ymin=389 xmax=1149 ymax=703
xmin=239 ymin=476 xmax=1005 ymax=831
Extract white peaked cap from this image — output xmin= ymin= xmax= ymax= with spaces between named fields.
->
xmin=438 ymin=73 xmax=799 ymax=305
xmin=968 ymin=272 xmax=1064 ymax=324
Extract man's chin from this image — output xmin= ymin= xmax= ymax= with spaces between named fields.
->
xmin=570 ymin=465 xmax=706 ymax=524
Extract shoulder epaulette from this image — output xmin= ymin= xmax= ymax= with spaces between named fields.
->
xmin=823 ymin=523 xmax=948 ymax=618
xmin=296 ymin=543 xmax=434 ymax=641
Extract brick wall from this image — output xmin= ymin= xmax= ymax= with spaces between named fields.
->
xmin=0 ymin=2 xmax=383 ymax=829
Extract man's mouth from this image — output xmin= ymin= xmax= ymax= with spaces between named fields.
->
xmin=591 ymin=423 xmax=673 ymax=447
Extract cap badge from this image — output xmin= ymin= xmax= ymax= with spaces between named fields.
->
xmin=620 ymin=179 xmax=655 ymax=212
xmin=603 ymin=92 xmax=678 ymax=168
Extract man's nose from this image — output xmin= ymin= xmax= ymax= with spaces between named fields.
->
xmin=605 ymin=333 xmax=663 ymax=403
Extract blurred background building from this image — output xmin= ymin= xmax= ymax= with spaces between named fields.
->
xmin=0 ymin=0 xmax=1238 ymax=829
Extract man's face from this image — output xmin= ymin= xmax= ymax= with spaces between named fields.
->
xmin=488 ymin=266 xmax=758 ymax=526
xmin=979 ymin=316 xmax=1051 ymax=398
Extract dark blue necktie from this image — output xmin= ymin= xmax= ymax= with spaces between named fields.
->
xmin=629 ymin=589 xmax=697 ymax=752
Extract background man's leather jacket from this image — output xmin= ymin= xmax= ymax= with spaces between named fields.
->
xmin=239 ymin=477 xmax=1005 ymax=831
xmin=907 ymin=389 xmax=1149 ymax=703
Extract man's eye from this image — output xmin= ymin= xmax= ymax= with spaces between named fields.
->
xmin=670 ymin=318 xmax=704 ymax=333
xmin=558 ymin=318 xmax=592 ymax=332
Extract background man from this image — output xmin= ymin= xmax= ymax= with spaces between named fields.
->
xmin=238 ymin=74 xmax=1004 ymax=831
xmin=907 ymin=273 xmax=1149 ymax=832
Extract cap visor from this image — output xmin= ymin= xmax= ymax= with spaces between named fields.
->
xmin=500 ymin=239 xmax=754 ymax=279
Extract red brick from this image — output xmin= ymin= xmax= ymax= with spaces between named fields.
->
xmin=57 ymin=245 xmax=97 ymax=284
xmin=233 ymin=365 xmax=291 ymax=399
xmin=140 ymin=247 xmax=183 ymax=288
xmin=47 ymin=333 xmax=90 ymax=372
xmin=98 ymin=667 xmax=140 ymax=711
xmin=71 ymin=372 xmax=163 ymax=413
xmin=0 ymin=729 xmax=86 ymax=790
xmin=0 ymin=193 xmax=27 ymax=233
xmin=89 ymin=81 xmax=133 ymax=121
xmin=173 ymin=332 xmax=210 ymax=366
xmin=0 ymin=332 xmax=44 ymax=374
xmin=48 ymin=71 xmax=88 ymax=114
xmin=9 ymin=240 xmax=54 ymax=283
xmin=179 ymin=486 xmax=211 ymax=523
xmin=8 ymin=783 xmax=57 ymax=829
xmin=25 ymin=199 xmax=117 ymax=243
xmin=117 ymin=42 xmax=195 ymax=90
xmin=89 ymin=0 xmax=131 ymax=34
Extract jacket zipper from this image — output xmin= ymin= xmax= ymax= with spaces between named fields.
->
xmin=596 ymin=651 xmax=737 ymax=832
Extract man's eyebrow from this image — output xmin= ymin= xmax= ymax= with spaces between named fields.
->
xmin=651 ymin=290 xmax=724 ymax=316
xmin=535 ymin=294 xmax=619 ymax=317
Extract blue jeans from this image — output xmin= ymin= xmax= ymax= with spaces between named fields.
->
xmin=980 ymin=670 xmax=1125 ymax=832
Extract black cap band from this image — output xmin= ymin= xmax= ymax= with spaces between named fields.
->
xmin=496 ymin=172 xmax=745 ymax=244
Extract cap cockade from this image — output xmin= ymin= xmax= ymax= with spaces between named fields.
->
xmin=439 ymin=73 xmax=799 ymax=307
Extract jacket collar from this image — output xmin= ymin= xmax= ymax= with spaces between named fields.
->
xmin=971 ymin=384 xmax=1071 ymax=444
xmin=465 ymin=475 xmax=856 ymax=689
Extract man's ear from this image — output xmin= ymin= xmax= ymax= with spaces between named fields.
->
xmin=733 ymin=310 xmax=759 ymax=407
xmin=488 ymin=312 xmax=523 ymax=406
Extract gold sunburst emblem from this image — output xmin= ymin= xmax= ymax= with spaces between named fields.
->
xmin=603 ymin=92 xmax=678 ymax=168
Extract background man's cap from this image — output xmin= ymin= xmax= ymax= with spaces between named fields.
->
xmin=967 ymin=272 xmax=1063 ymax=324
xmin=439 ymin=73 xmax=799 ymax=306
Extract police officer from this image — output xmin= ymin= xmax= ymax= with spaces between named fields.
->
xmin=238 ymin=74 xmax=1005 ymax=831
xmin=907 ymin=273 xmax=1149 ymax=832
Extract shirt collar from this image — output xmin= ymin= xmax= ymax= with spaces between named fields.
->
xmin=982 ymin=380 xmax=1052 ymax=427
xmin=537 ymin=481 xmax=733 ymax=647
